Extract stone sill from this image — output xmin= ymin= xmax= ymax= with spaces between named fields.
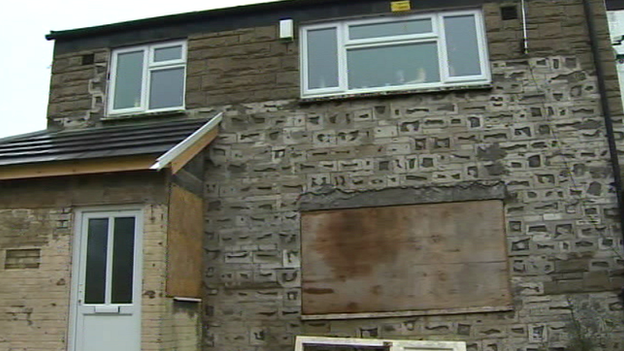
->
xmin=301 ymin=305 xmax=514 ymax=321
xmin=299 ymin=83 xmax=493 ymax=103
xmin=173 ymin=296 xmax=202 ymax=303
xmin=101 ymin=109 xmax=187 ymax=122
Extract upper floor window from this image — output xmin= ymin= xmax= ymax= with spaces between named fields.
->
xmin=300 ymin=10 xmax=490 ymax=98
xmin=108 ymin=41 xmax=186 ymax=115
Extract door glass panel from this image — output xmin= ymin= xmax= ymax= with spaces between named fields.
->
xmin=111 ymin=217 xmax=136 ymax=304
xmin=444 ymin=14 xmax=482 ymax=77
xmin=349 ymin=19 xmax=433 ymax=40
xmin=85 ymin=218 xmax=109 ymax=304
xmin=154 ymin=45 xmax=183 ymax=62
xmin=113 ymin=51 xmax=144 ymax=110
xmin=307 ymin=28 xmax=339 ymax=90
xmin=148 ymin=67 xmax=185 ymax=109
xmin=347 ymin=42 xmax=440 ymax=89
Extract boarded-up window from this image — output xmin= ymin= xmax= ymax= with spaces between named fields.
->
xmin=301 ymin=200 xmax=511 ymax=315
xmin=4 ymin=248 xmax=41 ymax=269
xmin=166 ymin=184 xmax=204 ymax=298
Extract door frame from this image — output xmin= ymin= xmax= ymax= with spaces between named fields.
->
xmin=68 ymin=206 xmax=144 ymax=351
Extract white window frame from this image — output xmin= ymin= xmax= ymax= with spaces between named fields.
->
xmin=108 ymin=40 xmax=187 ymax=116
xmin=295 ymin=336 xmax=466 ymax=351
xmin=300 ymin=9 xmax=490 ymax=98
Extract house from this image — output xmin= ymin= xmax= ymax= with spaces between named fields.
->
xmin=1 ymin=0 xmax=623 ymax=350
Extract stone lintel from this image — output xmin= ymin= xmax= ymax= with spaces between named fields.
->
xmin=299 ymin=181 xmax=507 ymax=212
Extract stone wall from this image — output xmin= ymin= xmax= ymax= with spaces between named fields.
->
xmin=47 ymin=49 xmax=109 ymax=129
xmin=202 ymin=86 xmax=624 ymax=350
xmin=0 ymin=207 xmax=72 ymax=351
xmin=0 ymin=172 xmax=200 ymax=351
xmin=199 ymin=1 xmax=624 ymax=351
xmin=186 ymin=26 xmax=299 ymax=107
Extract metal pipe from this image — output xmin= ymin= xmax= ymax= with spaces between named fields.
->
xmin=582 ymin=0 xmax=624 ymax=300
xmin=521 ymin=0 xmax=529 ymax=54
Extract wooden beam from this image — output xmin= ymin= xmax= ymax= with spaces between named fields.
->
xmin=170 ymin=128 xmax=218 ymax=174
xmin=301 ymin=305 xmax=514 ymax=321
xmin=0 ymin=156 xmax=156 ymax=180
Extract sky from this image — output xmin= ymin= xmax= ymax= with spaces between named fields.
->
xmin=0 ymin=0 xmax=280 ymax=139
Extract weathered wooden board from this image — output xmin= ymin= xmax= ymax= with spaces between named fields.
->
xmin=0 ymin=155 xmax=155 ymax=180
xmin=166 ymin=183 xmax=204 ymax=298
xmin=301 ymin=200 xmax=511 ymax=315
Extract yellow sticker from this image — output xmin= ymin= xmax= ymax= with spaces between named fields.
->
xmin=391 ymin=1 xmax=411 ymax=12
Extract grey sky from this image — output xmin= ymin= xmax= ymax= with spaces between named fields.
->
xmin=0 ymin=0 xmax=278 ymax=139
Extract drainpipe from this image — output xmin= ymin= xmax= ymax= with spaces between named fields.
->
xmin=520 ymin=0 xmax=529 ymax=54
xmin=582 ymin=0 xmax=624 ymax=300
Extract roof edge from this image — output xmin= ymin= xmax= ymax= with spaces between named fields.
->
xmin=150 ymin=112 xmax=222 ymax=171
xmin=607 ymin=0 xmax=624 ymax=11
xmin=0 ymin=155 xmax=157 ymax=181
xmin=45 ymin=0 xmax=347 ymax=41
xmin=0 ymin=129 xmax=51 ymax=143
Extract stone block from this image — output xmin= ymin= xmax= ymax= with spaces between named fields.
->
xmin=555 ymin=258 xmax=591 ymax=274
xmin=583 ymin=271 xmax=612 ymax=291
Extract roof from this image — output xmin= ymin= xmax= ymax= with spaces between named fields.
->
xmin=45 ymin=0 xmax=347 ymax=41
xmin=0 ymin=115 xmax=222 ymax=180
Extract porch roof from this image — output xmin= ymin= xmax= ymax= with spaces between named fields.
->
xmin=0 ymin=114 xmax=222 ymax=180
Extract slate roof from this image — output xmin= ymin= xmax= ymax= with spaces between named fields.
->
xmin=0 ymin=118 xmax=211 ymax=167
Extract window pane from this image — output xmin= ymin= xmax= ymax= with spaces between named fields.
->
xmin=113 ymin=51 xmax=144 ymax=110
xmin=307 ymin=28 xmax=339 ymax=90
xmin=154 ymin=45 xmax=183 ymax=62
xmin=347 ymin=42 xmax=440 ymax=89
xmin=349 ymin=19 xmax=432 ymax=40
xmin=111 ymin=217 xmax=136 ymax=304
xmin=444 ymin=15 xmax=482 ymax=77
xmin=85 ymin=218 xmax=109 ymax=304
xmin=148 ymin=67 xmax=185 ymax=109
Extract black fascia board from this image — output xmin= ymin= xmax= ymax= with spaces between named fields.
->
xmin=45 ymin=0 xmax=362 ymax=41
xmin=607 ymin=0 xmax=624 ymax=11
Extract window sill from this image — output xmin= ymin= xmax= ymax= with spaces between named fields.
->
xmin=102 ymin=109 xmax=187 ymax=122
xmin=299 ymin=83 xmax=493 ymax=103
xmin=301 ymin=305 xmax=514 ymax=321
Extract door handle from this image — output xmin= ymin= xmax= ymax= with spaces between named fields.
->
xmin=94 ymin=306 xmax=120 ymax=314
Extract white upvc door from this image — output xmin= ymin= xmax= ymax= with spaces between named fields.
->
xmin=70 ymin=209 xmax=143 ymax=351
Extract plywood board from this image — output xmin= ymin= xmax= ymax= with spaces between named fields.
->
xmin=166 ymin=184 xmax=204 ymax=298
xmin=301 ymin=200 xmax=511 ymax=315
